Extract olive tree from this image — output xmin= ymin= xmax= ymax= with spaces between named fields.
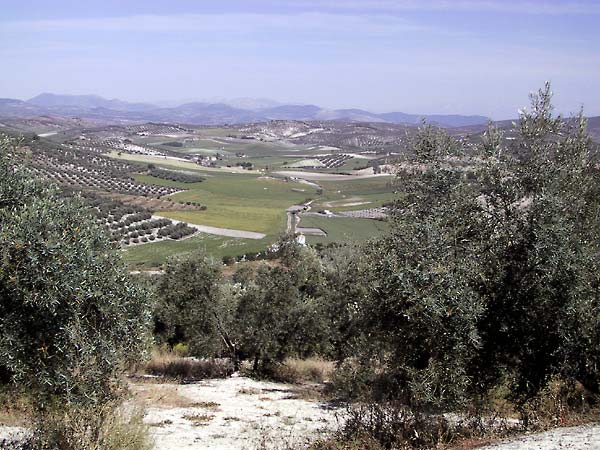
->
xmin=234 ymin=243 xmax=330 ymax=371
xmin=155 ymin=251 xmax=237 ymax=362
xmin=349 ymin=84 xmax=600 ymax=419
xmin=0 ymin=137 xmax=151 ymax=445
xmin=467 ymin=85 xmax=600 ymax=411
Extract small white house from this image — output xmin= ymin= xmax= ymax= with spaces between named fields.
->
xmin=296 ymin=234 xmax=306 ymax=246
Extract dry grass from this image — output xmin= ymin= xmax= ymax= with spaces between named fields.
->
xmin=270 ymin=357 xmax=335 ymax=384
xmin=21 ymin=403 xmax=153 ymax=450
xmin=522 ymin=378 xmax=600 ymax=428
xmin=238 ymin=387 xmax=262 ymax=395
xmin=183 ymin=413 xmax=215 ymax=426
xmin=191 ymin=401 xmax=220 ymax=410
xmin=0 ymin=388 xmax=32 ymax=427
xmin=130 ymin=383 xmax=199 ymax=408
xmin=132 ymin=348 xmax=233 ymax=381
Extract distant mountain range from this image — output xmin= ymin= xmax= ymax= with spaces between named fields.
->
xmin=0 ymin=93 xmax=491 ymax=128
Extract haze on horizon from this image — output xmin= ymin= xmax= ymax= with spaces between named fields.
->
xmin=1 ymin=0 xmax=599 ymax=120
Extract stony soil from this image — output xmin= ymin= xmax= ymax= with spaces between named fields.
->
xmin=132 ymin=375 xmax=342 ymax=450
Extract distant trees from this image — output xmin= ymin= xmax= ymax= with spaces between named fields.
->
xmin=0 ymin=136 xmax=152 ymax=448
xmin=148 ymin=167 xmax=205 ymax=183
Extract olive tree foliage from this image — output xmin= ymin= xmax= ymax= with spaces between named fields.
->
xmin=343 ymin=84 xmax=600 ymax=413
xmin=155 ymin=251 xmax=237 ymax=361
xmin=234 ymin=242 xmax=330 ymax=370
xmin=469 ymin=84 xmax=600 ymax=406
xmin=0 ymin=137 xmax=151 ymax=406
xmin=350 ymin=126 xmax=484 ymax=410
xmin=154 ymin=241 xmax=331 ymax=371
xmin=319 ymin=244 xmax=372 ymax=361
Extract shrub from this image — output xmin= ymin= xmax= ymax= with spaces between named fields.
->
xmin=311 ymin=403 xmax=458 ymax=450
xmin=22 ymin=403 xmax=153 ymax=450
xmin=172 ymin=343 xmax=189 ymax=357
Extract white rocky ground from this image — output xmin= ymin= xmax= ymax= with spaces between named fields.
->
xmin=475 ymin=423 xmax=600 ymax=449
xmin=133 ymin=375 xmax=342 ymax=450
xmin=135 ymin=375 xmax=600 ymax=450
xmin=3 ymin=378 xmax=598 ymax=450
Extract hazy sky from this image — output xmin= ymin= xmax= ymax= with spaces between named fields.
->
xmin=1 ymin=0 xmax=599 ymax=119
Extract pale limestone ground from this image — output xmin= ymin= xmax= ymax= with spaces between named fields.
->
xmin=476 ymin=423 xmax=600 ymax=450
xmin=135 ymin=376 xmax=342 ymax=450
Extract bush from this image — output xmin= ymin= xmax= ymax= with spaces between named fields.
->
xmin=172 ymin=343 xmax=189 ymax=357
xmin=311 ymin=403 xmax=458 ymax=450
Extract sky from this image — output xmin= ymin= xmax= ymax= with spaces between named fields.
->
xmin=0 ymin=0 xmax=599 ymax=119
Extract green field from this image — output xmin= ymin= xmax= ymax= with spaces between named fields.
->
xmin=228 ymin=156 xmax=304 ymax=171
xmin=107 ymin=151 xmax=252 ymax=174
xmin=123 ymin=233 xmax=270 ymax=269
xmin=139 ymin=135 xmax=313 ymax=157
xmin=134 ymin=173 xmax=317 ymax=234
xmin=311 ymin=177 xmax=398 ymax=211
xmin=299 ymin=215 xmax=389 ymax=245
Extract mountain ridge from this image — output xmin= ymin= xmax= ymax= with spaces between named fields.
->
xmin=1 ymin=92 xmax=491 ymax=127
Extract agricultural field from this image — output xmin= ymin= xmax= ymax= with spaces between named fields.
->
xmin=297 ymin=215 xmax=389 ymax=245
xmin=313 ymin=176 xmax=398 ymax=211
xmin=133 ymin=173 xmax=317 ymax=234
xmin=1 ymin=118 xmax=405 ymax=268
xmin=123 ymin=233 xmax=268 ymax=269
